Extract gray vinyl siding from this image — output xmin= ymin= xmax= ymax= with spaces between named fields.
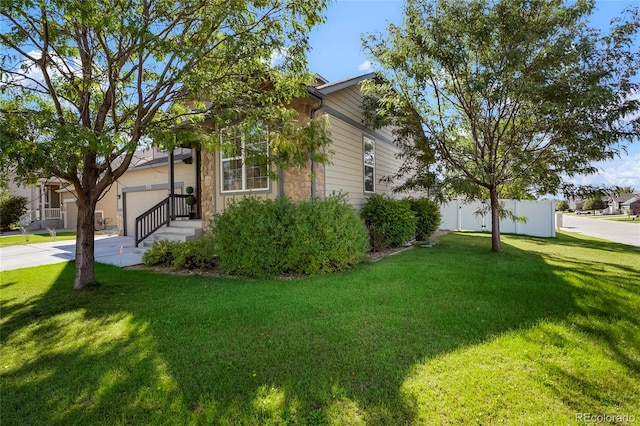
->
xmin=323 ymin=85 xmax=405 ymax=209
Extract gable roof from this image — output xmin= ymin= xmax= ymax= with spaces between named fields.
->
xmin=614 ymin=192 xmax=640 ymax=203
xmin=621 ymin=195 xmax=640 ymax=206
xmin=315 ymin=72 xmax=377 ymax=95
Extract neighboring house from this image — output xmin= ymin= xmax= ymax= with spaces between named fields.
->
xmin=6 ymin=174 xmax=118 ymax=232
xmin=58 ymin=182 xmax=119 ymax=232
xmin=122 ymin=73 xmax=419 ymax=243
xmin=609 ymin=192 xmax=640 ymax=214
xmin=620 ymin=194 xmax=640 ymax=215
xmin=6 ymin=175 xmax=64 ymax=230
xmin=568 ymin=197 xmax=586 ymax=212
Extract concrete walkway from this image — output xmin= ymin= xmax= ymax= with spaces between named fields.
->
xmin=0 ymin=235 xmax=144 ymax=272
xmin=559 ymin=214 xmax=640 ymax=247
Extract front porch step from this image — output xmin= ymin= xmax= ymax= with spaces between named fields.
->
xmin=167 ymin=219 xmax=203 ymax=228
xmin=141 ymin=219 xmax=203 ymax=247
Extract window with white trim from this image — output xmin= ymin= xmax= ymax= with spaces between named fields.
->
xmin=363 ymin=135 xmax=375 ymax=193
xmin=220 ymin=125 xmax=269 ymax=192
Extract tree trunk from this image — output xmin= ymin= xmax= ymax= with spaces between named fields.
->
xmin=489 ymin=185 xmax=501 ymax=252
xmin=74 ymin=200 xmax=97 ymax=289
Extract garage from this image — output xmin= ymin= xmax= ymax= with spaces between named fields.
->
xmin=123 ymin=187 xmax=181 ymax=237
xmin=63 ymin=199 xmax=77 ymax=230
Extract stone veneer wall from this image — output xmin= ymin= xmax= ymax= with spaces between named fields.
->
xmin=200 ymin=149 xmax=216 ymax=233
xmin=283 ymin=162 xmax=325 ymax=202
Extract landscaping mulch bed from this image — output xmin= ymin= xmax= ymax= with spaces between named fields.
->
xmin=130 ymin=230 xmax=451 ymax=278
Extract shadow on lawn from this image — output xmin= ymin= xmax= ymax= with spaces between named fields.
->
xmin=1 ymin=232 xmax=638 ymax=424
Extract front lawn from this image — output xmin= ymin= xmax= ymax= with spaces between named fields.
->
xmin=1 ymin=232 xmax=639 ymax=424
xmin=0 ymin=231 xmax=76 ymax=247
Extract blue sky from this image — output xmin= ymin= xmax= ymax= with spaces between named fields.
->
xmin=307 ymin=0 xmax=640 ymax=190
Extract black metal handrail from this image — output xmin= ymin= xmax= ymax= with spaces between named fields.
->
xmin=135 ymin=198 xmax=170 ymax=247
xmin=134 ymin=194 xmax=194 ymax=247
xmin=172 ymin=194 xmax=191 ymax=219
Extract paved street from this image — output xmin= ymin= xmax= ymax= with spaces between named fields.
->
xmin=559 ymin=214 xmax=640 ymax=247
xmin=0 ymin=235 xmax=144 ymax=272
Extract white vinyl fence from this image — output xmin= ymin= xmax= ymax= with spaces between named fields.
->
xmin=440 ymin=198 xmax=556 ymax=238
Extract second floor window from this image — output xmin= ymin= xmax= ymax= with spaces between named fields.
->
xmin=220 ymin=125 xmax=269 ymax=192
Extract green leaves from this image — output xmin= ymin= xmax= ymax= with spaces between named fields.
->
xmin=1 ymin=0 xmax=328 ymax=181
xmin=363 ymin=0 xmax=639 ymax=250
xmin=1 ymin=0 xmax=328 ymax=287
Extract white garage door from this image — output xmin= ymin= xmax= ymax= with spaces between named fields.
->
xmin=124 ymin=189 xmax=171 ymax=237
xmin=64 ymin=199 xmax=78 ymax=230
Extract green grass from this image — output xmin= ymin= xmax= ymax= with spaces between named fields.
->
xmin=0 ymin=231 xmax=76 ymax=247
xmin=1 ymin=232 xmax=639 ymax=425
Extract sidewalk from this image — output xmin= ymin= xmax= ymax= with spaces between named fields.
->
xmin=0 ymin=235 xmax=145 ymax=272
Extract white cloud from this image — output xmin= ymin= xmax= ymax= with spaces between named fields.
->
xmin=268 ymin=47 xmax=289 ymax=68
xmin=358 ymin=60 xmax=374 ymax=72
xmin=1 ymin=49 xmax=83 ymax=90
xmin=567 ymin=151 xmax=640 ymax=189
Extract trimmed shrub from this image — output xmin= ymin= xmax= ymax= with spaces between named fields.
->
xmin=214 ymin=197 xmax=295 ymax=277
xmin=142 ymin=240 xmax=180 ymax=267
xmin=360 ymin=194 xmax=416 ymax=249
xmin=286 ymin=195 xmax=369 ymax=275
xmin=406 ymin=197 xmax=441 ymax=241
xmin=0 ymin=195 xmax=28 ymax=230
xmin=213 ymin=195 xmax=368 ymax=277
xmin=172 ymin=234 xmax=217 ymax=269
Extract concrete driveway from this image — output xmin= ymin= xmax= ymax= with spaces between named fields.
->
xmin=559 ymin=214 xmax=640 ymax=247
xmin=0 ymin=235 xmax=144 ymax=272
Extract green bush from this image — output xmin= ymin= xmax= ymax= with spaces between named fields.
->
xmin=172 ymin=234 xmax=217 ymax=269
xmin=213 ymin=195 xmax=368 ymax=277
xmin=214 ymin=197 xmax=294 ymax=277
xmin=555 ymin=200 xmax=569 ymax=211
xmin=0 ymin=194 xmax=28 ymax=230
xmin=286 ymin=195 xmax=369 ymax=275
xmin=406 ymin=197 xmax=442 ymax=241
xmin=142 ymin=240 xmax=180 ymax=267
xmin=360 ymin=194 xmax=416 ymax=249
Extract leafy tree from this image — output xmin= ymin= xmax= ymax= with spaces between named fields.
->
xmin=0 ymin=0 xmax=327 ymax=289
xmin=362 ymin=0 xmax=640 ymax=251
xmin=582 ymin=198 xmax=607 ymax=212
xmin=555 ymin=200 xmax=570 ymax=212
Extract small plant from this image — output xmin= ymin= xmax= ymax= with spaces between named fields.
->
xmin=142 ymin=240 xmax=180 ymax=267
